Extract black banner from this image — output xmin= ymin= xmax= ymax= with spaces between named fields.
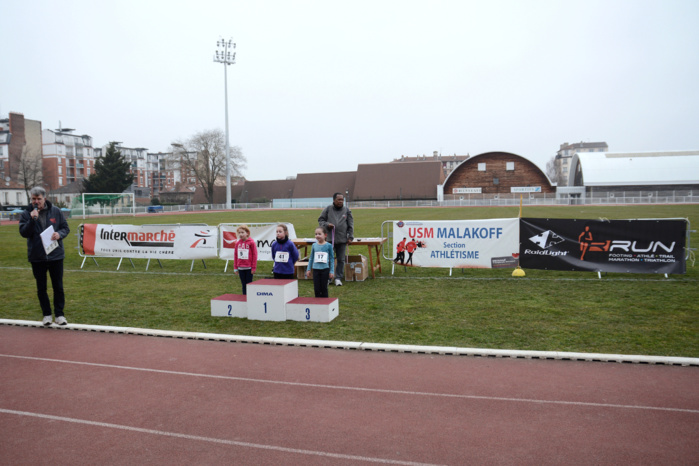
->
xmin=520 ymin=218 xmax=686 ymax=274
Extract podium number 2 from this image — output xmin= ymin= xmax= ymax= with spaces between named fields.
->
xmin=305 ymin=308 xmax=310 ymax=320
xmin=228 ymin=304 xmax=232 ymax=316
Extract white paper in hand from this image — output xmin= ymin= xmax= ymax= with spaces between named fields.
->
xmin=41 ymin=225 xmax=58 ymax=255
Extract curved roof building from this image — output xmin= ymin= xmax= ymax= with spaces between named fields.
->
xmin=441 ymin=151 xmax=553 ymax=199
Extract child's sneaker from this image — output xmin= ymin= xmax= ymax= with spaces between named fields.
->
xmin=42 ymin=316 xmax=53 ymax=326
xmin=55 ymin=316 xmax=68 ymax=326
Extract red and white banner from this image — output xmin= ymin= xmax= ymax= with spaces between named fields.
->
xmin=80 ymin=224 xmax=218 ymax=260
xmin=219 ymin=223 xmax=297 ymax=261
xmin=392 ymin=219 xmax=519 ymax=269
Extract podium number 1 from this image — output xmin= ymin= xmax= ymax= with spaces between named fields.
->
xmin=264 ymin=302 xmax=267 ymax=313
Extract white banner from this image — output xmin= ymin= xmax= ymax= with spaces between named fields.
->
xmin=219 ymin=223 xmax=297 ymax=261
xmin=392 ymin=219 xmax=519 ymax=269
xmin=81 ymin=224 xmax=218 ymax=260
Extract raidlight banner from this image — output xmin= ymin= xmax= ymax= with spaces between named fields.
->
xmin=219 ymin=223 xmax=297 ymax=261
xmin=80 ymin=224 xmax=218 ymax=260
xmin=392 ymin=219 xmax=519 ymax=269
xmin=520 ymin=218 xmax=686 ymax=274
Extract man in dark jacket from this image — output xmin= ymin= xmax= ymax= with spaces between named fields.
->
xmin=19 ymin=186 xmax=70 ymax=326
xmin=318 ymin=192 xmax=354 ymax=286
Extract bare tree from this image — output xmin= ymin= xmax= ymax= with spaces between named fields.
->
xmin=545 ymin=156 xmax=564 ymax=186
xmin=171 ymin=129 xmax=246 ymax=204
xmin=18 ymin=144 xmax=44 ymax=203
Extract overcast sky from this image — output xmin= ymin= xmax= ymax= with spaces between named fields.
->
xmin=2 ymin=0 xmax=697 ymax=181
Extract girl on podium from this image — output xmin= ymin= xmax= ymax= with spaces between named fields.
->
xmin=305 ymin=227 xmax=334 ymax=298
xmin=233 ymin=225 xmax=258 ymax=295
xmin=271 ymin=224 xmax=299 ymax=279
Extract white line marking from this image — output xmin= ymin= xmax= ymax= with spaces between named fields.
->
xmin=0 ymin=408 xmax=441 ymax=466
xmin=2 ymin=354 xmax=697 ymax=414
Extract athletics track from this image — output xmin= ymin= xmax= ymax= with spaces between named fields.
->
xmin=1 ymin=321 xmax=697 ymax=465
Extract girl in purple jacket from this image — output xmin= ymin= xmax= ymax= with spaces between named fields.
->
xmin=271 ymin=224 xmax=299 ymax=279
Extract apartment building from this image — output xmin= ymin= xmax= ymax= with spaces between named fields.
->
xmin=0 ymin=112 xmax=43 ymax=185
xmin=42 ymin=126 xmax=96 ymax=190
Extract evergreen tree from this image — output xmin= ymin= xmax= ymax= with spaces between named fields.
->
xmin=83 ymin=142 xmax=134 ymax=193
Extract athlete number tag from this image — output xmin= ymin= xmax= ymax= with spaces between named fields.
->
xmin=238 ymin=248 xmax=249 ymax=260
xmin=274 ymin=251 xmax=289 ymax=263
xmin=315 ymin=251 xmax=328 ymax=264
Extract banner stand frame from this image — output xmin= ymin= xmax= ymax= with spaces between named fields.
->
xmin=80 ymin=256 xmax=99 ymax=269
xmin=146 ymin=259 xmax=163 ymax=271
xmin=191 ymin=260 xmax=207 ymax=272
xmin=117 ymin=257 xmax=135 ymax=271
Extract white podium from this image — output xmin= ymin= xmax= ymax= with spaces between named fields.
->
xmin=247 ymin=279 xmax=298 ymax=321
xmin=211 ymin=294 xmax=247 ymax=318
xmin=211 ymin=279 xmax=338 ymax=323
xmin=286 ymin=297 xmax=339 ymax=322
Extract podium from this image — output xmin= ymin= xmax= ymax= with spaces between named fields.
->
xmin=211 ymin=279 xmax=338 ymax=322
xmin=286 ymin=297 xmax=339 ymax=322
xmin=247 ymin=279 xmax=298 ymax=321
xmin=211 ymin=294 xmax=247 ymax=318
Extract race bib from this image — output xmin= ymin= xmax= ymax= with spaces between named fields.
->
xmin=314 ymin=251 xmax=328 ymax=264
xmin=238 ymin=248 xmax=249 ymax=260
xmin=274 ymin=251 xmax=289 ymax=263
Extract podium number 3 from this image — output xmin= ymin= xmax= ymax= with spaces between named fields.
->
xmin=305 ymin=308 xmax=311 ymax=320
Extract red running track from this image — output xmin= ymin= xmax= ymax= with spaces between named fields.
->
xmin=1 ymin=325 xmax=697 ymax=465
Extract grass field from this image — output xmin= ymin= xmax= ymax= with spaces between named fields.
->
xmin=1 ymin=204 xmax=697 ymax=357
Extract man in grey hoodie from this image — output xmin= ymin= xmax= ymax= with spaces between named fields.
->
xmin=318 ymin=193 xmax=354 ymax=286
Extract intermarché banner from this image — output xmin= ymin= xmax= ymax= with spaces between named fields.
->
xmin=80 ymin=224 xmax=218 ymax=260
xmin=519 ymin=218 xmax=686 ymax=274
xmin=392 ymin=219 xmax=519 ymax=269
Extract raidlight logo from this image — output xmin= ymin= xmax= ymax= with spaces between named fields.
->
xmin=529 ymin=230 xmax=564 ymax=249
xmin=257 ymin=292 xmax=273 ymax=296
xmin=100 ymin=228 xmax=175 ymax=248
xmin=190 ymin=230 xmax=214 ymax=248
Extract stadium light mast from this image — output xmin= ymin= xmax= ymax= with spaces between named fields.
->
xmin=213 ymin=37 xmax=236 ymax=210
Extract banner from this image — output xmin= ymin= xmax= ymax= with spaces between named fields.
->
xmin=80 ymin=224 xmax=218 ymax=260
xmin=519 ymin=218 xmax=686 ymax=274
xmin=392 ymin=219 xmax=519 ymax=269
xmin=219 ymin=223 xmax=297 ymax=261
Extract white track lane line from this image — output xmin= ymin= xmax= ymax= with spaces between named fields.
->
xmin=2 ymin=354 xmax=697 ymax=414
xmin=0 ymin=408 xmax=441 ymax=466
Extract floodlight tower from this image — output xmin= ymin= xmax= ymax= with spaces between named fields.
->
xmin=214 ymin=37 xmax=236 ymax=210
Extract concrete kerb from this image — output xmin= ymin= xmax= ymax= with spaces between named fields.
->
xmin=2 ymin=319 xmax=698 ymax=367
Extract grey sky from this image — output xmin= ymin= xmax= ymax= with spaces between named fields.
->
xmin=1 ymin=0 xmax=697 ymax=181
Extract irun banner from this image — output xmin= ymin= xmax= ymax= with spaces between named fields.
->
xmin=519 ymin=218 xmax=686 ymax=274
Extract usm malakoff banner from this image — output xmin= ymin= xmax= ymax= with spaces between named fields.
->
xmin=80 ymin=224 xmax=218 ymax=260
xmin=392 ymin=219 xmax=519 ymax=269
xmin=219 ymin=223 xmax=297 ymax=261
xmin=520 ymin=218 xmax=686 ymax=274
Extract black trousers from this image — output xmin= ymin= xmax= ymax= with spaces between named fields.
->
xmin=312 ymin=268 xmax=330 ymax=298
xmin=273 ymin=272 xmax=295 ymax=280
xmin=238 ymin=269 xmax=253 ymax=295
xmin=31 ymin=260 xmax=65 ymax=317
